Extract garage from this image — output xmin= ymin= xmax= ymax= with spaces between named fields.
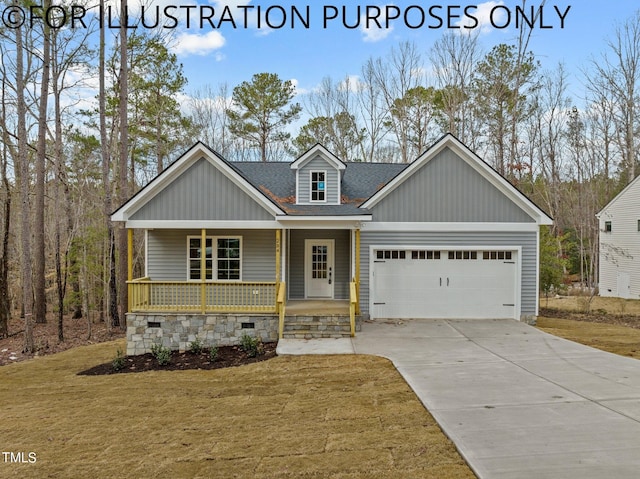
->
xmin=371 ymin=248 xmax=519 ymax=319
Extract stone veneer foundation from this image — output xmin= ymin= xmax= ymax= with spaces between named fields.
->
xmin=126 ymin=313 xmax=279 ymax=356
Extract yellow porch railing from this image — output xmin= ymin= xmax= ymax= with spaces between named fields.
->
xmin=277 ymin=282 xmax=286 ymax=339
xmin=349 ymin=281 xmax=358 ymax=337
xmin=127 ymin=279 xmax=278 ymax=313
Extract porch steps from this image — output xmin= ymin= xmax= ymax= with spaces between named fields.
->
xmin=282 ymin=315 xmax=362 ymax=339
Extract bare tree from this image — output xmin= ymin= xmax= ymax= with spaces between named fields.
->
xmin=14 ymin=21 xmax=35 ymax=352
xmin=587 ymin=11 xmax=640 ymax=184
xmin=117 ymin=0 xmax=130 ymax=329
xmin=34 ymin=0 xmax=51 ymax=325
xmin=430 ymin=31 xmax=483 ymax=144
xmin=367 ymin=42 xmax=424 ymax=163
xmin=0 ymin=77 xmax=11 ymax=339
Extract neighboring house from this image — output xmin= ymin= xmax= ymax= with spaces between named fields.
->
xmin=112 ymin=134 xmax=552 ymax=355
xmin=597 ymin=175 xmax=640 ymax=299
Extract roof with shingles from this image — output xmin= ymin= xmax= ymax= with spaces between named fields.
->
xmin=231 ymin=161 xmax=408 ymax=215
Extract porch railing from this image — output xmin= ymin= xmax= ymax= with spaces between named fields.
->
xmin=349 ymin=280 xmax=358 ymax=337
xmin=128 ymin=278 xmax=278 ymax=314
xmin=277 ymin=282 xmax=286 ymax=339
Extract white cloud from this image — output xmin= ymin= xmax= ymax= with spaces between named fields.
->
xmin=456 ymin=1 xmax=506 ymax=33
xmin=290 ymin=78 xmax=309 ymax=96
xmin=360 ymin=4 xmax=394 ymax=43
xmin=172 ymin=31 xmax=226 ymax=56
xmin=338 ymin=75 xmax=365 ymax=93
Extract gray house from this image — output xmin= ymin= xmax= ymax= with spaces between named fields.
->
xmin=112 ymin=134 xmax=552 ymax=355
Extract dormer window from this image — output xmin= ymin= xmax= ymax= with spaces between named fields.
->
xmin=311 ymin=171 xmax=326 ymax=202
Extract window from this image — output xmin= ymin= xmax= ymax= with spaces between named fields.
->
xmin=310 ymin=171 xmax=326 ymax=202
xmin=604 ymin=221 xmax=612 ymax=232
xmin=448 ymin=251 xmax=478 ymax=260
xmin=483 ymin=251 xmax=513 ymax=260
xmin=188 ymin=236 xmax=241 ymax=281
xmin=411 ymin=250 xmax=441 ymax=260
xmin=376 ymin=250 xmax=407 ymax=260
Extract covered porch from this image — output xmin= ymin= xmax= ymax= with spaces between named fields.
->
xmin=125 ymin=227 xmax=361 ymax=339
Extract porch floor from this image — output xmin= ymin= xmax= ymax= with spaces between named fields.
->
xmin=285 ymin=300 xmax=350 ymax=316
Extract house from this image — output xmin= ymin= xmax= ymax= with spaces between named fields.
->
xmin=112 ymin=134 xmax=553 ymax=355
xmin=596 ymin=175 xmax=640 ymax=299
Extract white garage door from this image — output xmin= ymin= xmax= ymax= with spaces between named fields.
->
xmin=372 ymin=249 xmax=517 ymax=319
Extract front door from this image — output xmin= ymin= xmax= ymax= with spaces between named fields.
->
xmin=305 ymin=239 xmax=334 ymax=298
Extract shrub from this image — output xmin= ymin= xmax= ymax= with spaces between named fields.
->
xmin=150 ymin=343 xmax=172 ymax=366
xmin=112 ymin=349 xmax=126 ymax=371
xmin=240 ymin=333 xmax=264 ymax=358
xmin=189 ymin=337 xmax=204 ymax=355
xmin=209 ymin=346 xmax=218 ymax=362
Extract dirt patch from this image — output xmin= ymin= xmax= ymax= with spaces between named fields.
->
xmin=0 ymin=314 xmax=124 ymax=366
xmin=78 ymin=342 xmax=277 ymax=375
xmin=540 ymin=307 xmax=640 ymax=330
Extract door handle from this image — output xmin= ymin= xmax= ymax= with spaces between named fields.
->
xmin=440 ymin=277 xmax=442 ymax=287
xmin=447 ymin=277 xmax=450 ymax=286
xmin=328 ymin=267 xmax=332 ymax=285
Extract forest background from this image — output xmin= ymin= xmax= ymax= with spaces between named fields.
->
xmin=1 ymin=0 xmax=638 ymax=351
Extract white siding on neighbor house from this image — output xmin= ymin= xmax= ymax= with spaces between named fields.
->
xmin=297 ymin=156 xmax=340 ymax=204
xmin=359 ymin=230 xmax=538 ymax=318
xmin=598 ymin=178 xmax=640 ymax=299
xmin=147 ymin=229 xmax=277 ymax=282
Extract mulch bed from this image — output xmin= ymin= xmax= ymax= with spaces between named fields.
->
xmin=78 ymin=342 xmax=278 ymax=376
xmin=540 ymin=307 xmax=640 ymax=330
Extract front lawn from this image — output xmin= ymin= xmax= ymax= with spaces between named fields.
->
xmin=0 ymin=340 xmax=475 ymax=479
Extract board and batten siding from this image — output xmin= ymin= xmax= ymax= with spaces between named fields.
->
xmin=131 ymin=157 xmax=275 ymax=221
xmin=369 ymin=147 xmax=535 ymax=223
xmin=297 ymin=156 xmax=340 ymax=204
xmin=359 ymin=231 xmax=538 ymax=318
xmin=147 ymin=229 xmax=276 ymax=282
xmin=288 ymin=230 xmax=350 ymax=300
xmin=598 ymin=177 xmax=640 ymax=299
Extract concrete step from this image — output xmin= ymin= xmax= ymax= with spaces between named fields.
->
xmin=281 ymin=315 xmax=361 ymax=339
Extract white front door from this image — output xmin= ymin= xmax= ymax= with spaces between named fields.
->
xmin=305 ymin=239 xmax=334 ymax=298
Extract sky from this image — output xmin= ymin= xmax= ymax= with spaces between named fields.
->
xmin=118 ymin=0 xmax=639 ymax=103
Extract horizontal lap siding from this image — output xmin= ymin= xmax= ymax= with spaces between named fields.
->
xmin=288 ymin=230 xmax=350 ymax=300
xmin=598 ymin=178 xmax=640 ymax=298
xmin=297 ymin=156 xmax=340 ymax=204
xmin=359 ymin=231 xmax=538 ymax=317
xmin=147 ymin=229 xmax=276 ymax=281
xmin=131 ymin=158 xmax=274 ymax=221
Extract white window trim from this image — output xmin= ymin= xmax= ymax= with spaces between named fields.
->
xmin=309 ymin=170 xmax=327 ymax=203
xmin=186 ymin=235 xmax=243 ymax=282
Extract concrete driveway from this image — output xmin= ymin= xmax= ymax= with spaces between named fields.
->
xmin=351 ymin=318 xmax=640 ymax=479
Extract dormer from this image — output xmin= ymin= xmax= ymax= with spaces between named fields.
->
xmin=290 ymin=144 xmax=346 ymax=205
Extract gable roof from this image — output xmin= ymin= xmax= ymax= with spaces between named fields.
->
xmin=111 ymin=142 xmax=285 ymax=223
xmin=597 ymin=173 xmax=640 ymax=217
xmin=360 ymin=134 xmax=553 ymax=225
xmin=289 ymin=143 xmax=346 ymax=171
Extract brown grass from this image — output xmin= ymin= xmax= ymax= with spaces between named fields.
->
xmin=537 ymin=317 xmax=640 ymax=359
xmin=542 ymin=296 xmax=640 ymax=315
xmin=0 ymin=340 xmax=475 ymax=479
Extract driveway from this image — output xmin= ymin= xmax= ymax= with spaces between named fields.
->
xmin=352 ymin=318 xmax=640 ymax=479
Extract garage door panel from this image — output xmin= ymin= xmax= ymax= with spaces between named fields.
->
xmin=372 ymin=250 xmax=517 ymax=320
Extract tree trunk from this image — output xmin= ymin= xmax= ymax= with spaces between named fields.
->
xmin=100 ymin=0 xmax=119 ymax=329
xmin=34 ymin=2 xmax=51 ymax=324
xmin=0 ymin=84 xmax=10 ymax=338
xmin=117 ymin=0 xmax=130 ymax=329
xmin=15 ymin=23 xmax=34 ymax=353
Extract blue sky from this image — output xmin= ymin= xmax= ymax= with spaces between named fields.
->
xmin=137 ymin=1 xmax=639 ymax=102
